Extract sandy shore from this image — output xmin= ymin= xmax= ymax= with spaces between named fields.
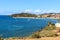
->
xmin=4 ymin=36 xmax=60 ymax=40
xmin=13 ymin=17 xmax=59 ymax=19
xmin=13 ymin=17 xmax=41 ymax=19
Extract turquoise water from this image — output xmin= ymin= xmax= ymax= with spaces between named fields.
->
xmin=0 ymin=15 xmax=58 ymax=38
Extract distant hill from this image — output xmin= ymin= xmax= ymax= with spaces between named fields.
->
xmin=11 ymin=13 xmax=38 ymax=17
xmin=11 ymin=12 xmax=60 ymax=19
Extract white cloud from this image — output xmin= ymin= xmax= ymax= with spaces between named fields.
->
xmin=55 ymin=10 xmax=60 ymax=13
xmin=46 ymin=10 xmax=56 ymax=13
xmin=24 ymin=9 xmax=32 ymax=12
xmin=34 ymin=10 xmax=41 ymax=13
xmin=24 ymin=9 xmax=42 ymax=13
xmin=23 ymin=9 xmax=60 ymax=14
xmin=41 ymin=10 xmax=60 ymax=13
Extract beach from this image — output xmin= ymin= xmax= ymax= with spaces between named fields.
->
xmin=13 ymin=17 xmax=59 ymax=19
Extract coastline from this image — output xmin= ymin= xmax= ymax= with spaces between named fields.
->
xmin=13 ymin=17 xmax=42 ymax=19
xmin=13 ymin=17 xmax=59 ymax=19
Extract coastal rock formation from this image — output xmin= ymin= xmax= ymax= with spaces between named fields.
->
xmin=31 ymin=22 xmax=60 ymax=38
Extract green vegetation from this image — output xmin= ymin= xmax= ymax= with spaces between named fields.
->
xmin=31 ymin=31 xmax=58 ymax=38
xmin=0 ymin=35 xmax=3 ymax=40
xmin=11 ymin=13 xmax=60 ymax=19
xmin=0 ymin=36 xmax=3 ymax=40
xmin=44 ymin=22 xmax=56 ymax=30
xmin=0 ymin=37 xmax=3 ymax=40
xmin=31 ymin=22 xmax=58 ymax=38
xmin=11 ymin=13 xmax=38 ymax=17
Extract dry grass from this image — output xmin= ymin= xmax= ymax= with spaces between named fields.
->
xmin=40 ymin=36 xmax=60 ymax=40
xmin=4 ymin=36 xmax=60 ymax=40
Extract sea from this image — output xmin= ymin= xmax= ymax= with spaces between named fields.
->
xmin=0 ymin=15 xmax=58 ymax=38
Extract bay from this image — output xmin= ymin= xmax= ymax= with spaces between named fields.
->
xmin=0 ymin=15 xmax=58 ymax=38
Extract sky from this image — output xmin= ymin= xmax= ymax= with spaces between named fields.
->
xmin=0 ymin=0 xmax=60 ymax=15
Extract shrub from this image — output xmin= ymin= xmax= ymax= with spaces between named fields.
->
xmin=45 ymin=22 xmax=56 ymax=30
xmin=31 ymin=33 xmax=41 ymax=38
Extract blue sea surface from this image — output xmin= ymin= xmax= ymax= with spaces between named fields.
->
xmin=0 ymin=15 xmax=58 ymax=38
